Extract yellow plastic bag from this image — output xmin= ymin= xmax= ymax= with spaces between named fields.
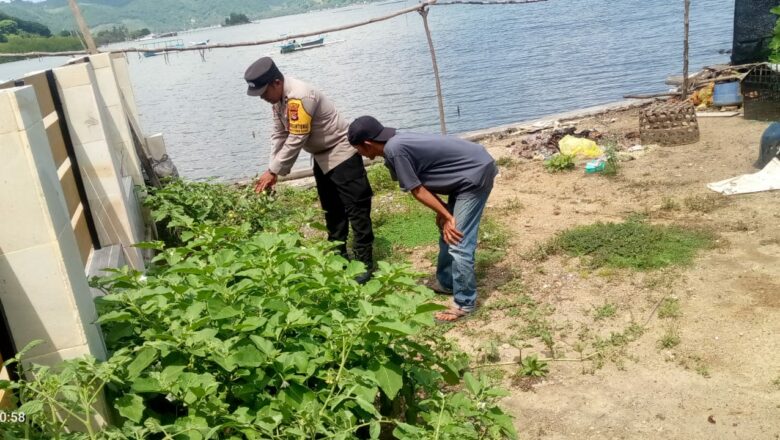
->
xmin=558 ymin=135 xmax=603 ymax=158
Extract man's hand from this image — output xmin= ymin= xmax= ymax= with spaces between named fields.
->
xmin=436 ymin=212 xmax=446 ymax=230
xmin=441 ymin=216 xmax=463 ymax=246
xmin=254 ymin=170 xmax=278 ymax=193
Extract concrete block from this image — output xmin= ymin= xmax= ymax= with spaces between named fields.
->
xmin=0 ymin=130 xmax=61 ymax=253
xmin=76 ymin=139 xmax=124 ymax=199
xmin=0 ymin=242 xmax=88 ymax=359
xmin=52 ymin=63 xmax=92 ymax=89
xmin=0 ymin=92 xmax=16 ymax=135
xmin=24 ymin=343 xmax=92 ymax=367
xmin=12 ymin=86 xmax=44 ymax=134
xmin=59 ymin=84 xmax=105 ymax=146
xmin=123 ymin=175 xmax=145 ymax=244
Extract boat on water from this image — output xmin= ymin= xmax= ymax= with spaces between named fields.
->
xmin=140 ymin=39 xmax=185 ymax=57
xmin=280 ymin=37 xmax=325 ymax=54
xmin=188 ymin=39 xmax=210 ymax=47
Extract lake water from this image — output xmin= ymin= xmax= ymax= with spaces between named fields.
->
xmin=0 ymin=0 xmax=735 ymax=181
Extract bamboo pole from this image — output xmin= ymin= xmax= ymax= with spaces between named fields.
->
xmin=0 ymin=0 xmax=550 ymax=58
xmin=68 ymin=0 xmax=98 ymax=55
xmin=682 ymin=0 xmax=690 ymax=98
xmin=419 ymin=3 xmax=448 ymax=135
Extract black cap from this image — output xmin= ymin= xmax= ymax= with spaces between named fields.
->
xmin=244 ymin=57 xmax=282 ymax=96
xmin=348 ymin=116 xmax=397 ymax=145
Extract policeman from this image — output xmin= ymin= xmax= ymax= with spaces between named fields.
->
xmin=244 ymin=57 xmax=374 ymax=281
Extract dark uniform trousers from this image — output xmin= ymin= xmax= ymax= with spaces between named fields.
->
xmin=313 ymin=153 xmax=374 ymax=268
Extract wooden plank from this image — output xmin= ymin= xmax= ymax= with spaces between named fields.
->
xmin=46 ymin=116 xmax=69 ymax=168
xmin=58 ymin=161 xmax=81 ymax=219
xmin=20 ymin=72 xmax=55 ymax=118
xmin=73 ymin=210 xmax=93 ymax=266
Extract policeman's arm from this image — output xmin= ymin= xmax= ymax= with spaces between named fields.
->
xmin=256 ymin=109 xmax=289 ymax=193
xmin=268 ymin=97 xmax=316 ymax=176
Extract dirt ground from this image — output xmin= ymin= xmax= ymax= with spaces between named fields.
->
xmin=412 ymin=107 xmax=780 ymax=439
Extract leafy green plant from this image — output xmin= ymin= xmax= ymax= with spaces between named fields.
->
xmin=657 ymin=298 xmax=682 ymax=319
xmin=144 ymin=179 xmax=318 ymax=245
xmin=658 ymin=326 xmax=681 ymax=349
xmin=4 ymin=225 xmax=517 ymax=439
xmin=549 ymin=219 xmax=714 ymax=270
xmin=543 ymin=153 xmax=575 ymax=172
xmin=3 ymin=176 xmax=519 ymax=439
xmin=593 ymin=302 xmax=617 ymax=321
xmin=770 ymin=6 xmax=780 ymax=63
xmin=367 ymin=164 xmax=397 ymax=194
xmin=519 ymin=355 xmax=549 ymax=377
xmin=602 ymin=146 xmax=619 ymax=176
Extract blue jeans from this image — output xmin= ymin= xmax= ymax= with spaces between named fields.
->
xmin=435 ymin=180 xmax=494 ymax=312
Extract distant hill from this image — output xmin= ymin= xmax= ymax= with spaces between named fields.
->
xmin=0 ymin=0 xmax=369 ymax=34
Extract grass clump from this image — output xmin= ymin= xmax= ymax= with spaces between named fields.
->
xmin=367 ymin=163 xmax=397 ymax=193
xmin=593 ymin=302 xmax=617 ymax=321
xmin=657 ymin=298 xmax=682 ymax=319
xmin=544 ymin=153 xmax=575 ymax=172
xmin=549 ymin=219 xmax=714 ymax=270
xmin=684 ymin=194 xmax=726 ymax=213
xmin=658 ymin=326 xmax=681 ymax=349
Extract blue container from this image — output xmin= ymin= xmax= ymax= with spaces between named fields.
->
xmin=712 ymin=81 xmax=743 ymax=106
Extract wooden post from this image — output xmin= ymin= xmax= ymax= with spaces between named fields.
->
xmin=68 ymin=0 xmax=98 ymax=54
xmin=419 ymin=4 xmax=447 ymax=135
xmin=682 ymin=0 xmax=690 ymax=99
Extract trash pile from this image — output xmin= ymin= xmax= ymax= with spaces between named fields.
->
xmin=507 ymin=125 xmax=640 ymax=160
xmin=508 ymin=126 xmax=602 ymax=159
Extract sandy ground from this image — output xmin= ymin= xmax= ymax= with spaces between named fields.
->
xmin=410 ymin=107 xmax=780 ymax=439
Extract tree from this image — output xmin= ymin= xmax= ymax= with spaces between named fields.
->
xmin=129 ymin=27 xmax=151 ymax=39
xmin=0 ymin=19 xmax=19 ymax=36
xmin=223 ymin=12 xmax=250 ymax=26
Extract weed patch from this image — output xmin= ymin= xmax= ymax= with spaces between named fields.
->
xmin=684 ymin=194 xmax=727 ymax=213
xmin=657 ymin=298 xmax=682 ymax=319
xmin=548 ymin=220 xmax=714 ymax=270
xmin=593 ymin=302 xmax=617 ymax=321
xmin=658 ymin=326 xmax=681 ymax=349
xmin=367 ymin=163 xmax=397 ymax=193
xmin=544 ymin=153 xmax=575 ymax=172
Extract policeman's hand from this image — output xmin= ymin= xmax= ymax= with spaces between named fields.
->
xmin=254 ymin=170 xmax=278 ymax=193
xmin=441 ymin=217 xmax=463 ymax=246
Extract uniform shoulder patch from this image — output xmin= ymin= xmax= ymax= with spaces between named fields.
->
xmin=287 ymin=99 xmax=312 ymax=135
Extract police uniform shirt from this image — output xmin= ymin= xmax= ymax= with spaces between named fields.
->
xmin=268 ymin=77 xmax=356 ymax=176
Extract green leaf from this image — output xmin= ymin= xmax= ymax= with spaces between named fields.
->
xmin=228 ymin=345 xmax=265 ymax=368
xmin=18 ymin=400 xmax=44 ymax=415
xmin=210 ymin=304 xmax=242 ymax=320
xmin=463 ymin=372 xmax=481 ymax=395
xmin=369 ymin=420 xmax=381 ymax=439
xmin=126 ymin=346 xmax=158 ymax=379
xmin=370 ymin=361 xmax=403 ymax=400
xmin=131 ymin=376 xmax=162 ymax=393
xmin=96 ymin=310 xmax=133 ymax=324
xmin=116 ymin=394 xmax=145 ymax=423
xmin=249 ymin=335 xmax=277 ymax=356
xmin=369 ymin=321 xmax=415 ymax=335
xmin=414 ymin=303 xmax=448 ymax=314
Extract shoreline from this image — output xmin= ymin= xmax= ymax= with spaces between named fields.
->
xmin=228 ymin=97 xmax=658 ymax=187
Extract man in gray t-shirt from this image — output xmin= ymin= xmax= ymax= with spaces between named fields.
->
xmin=348 ymin=116 xmax=497 ymax=322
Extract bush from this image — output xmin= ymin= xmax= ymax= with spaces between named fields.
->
xmin=1 ymin=181 xmax=517 ymax=439
xmin=544 ymin=153 xmax=575 ymax=172
xmin=770 ymin=6 xmax=780 ymax=63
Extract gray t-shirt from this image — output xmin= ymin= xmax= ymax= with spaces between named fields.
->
xmin=383 ymin=132 xmax=497 ymax=196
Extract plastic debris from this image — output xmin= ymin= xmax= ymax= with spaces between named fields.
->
xmin=707 ymin=158 xmax=780 ymax=195
xmin=558 ymin=135 xmax=604 ymax=158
